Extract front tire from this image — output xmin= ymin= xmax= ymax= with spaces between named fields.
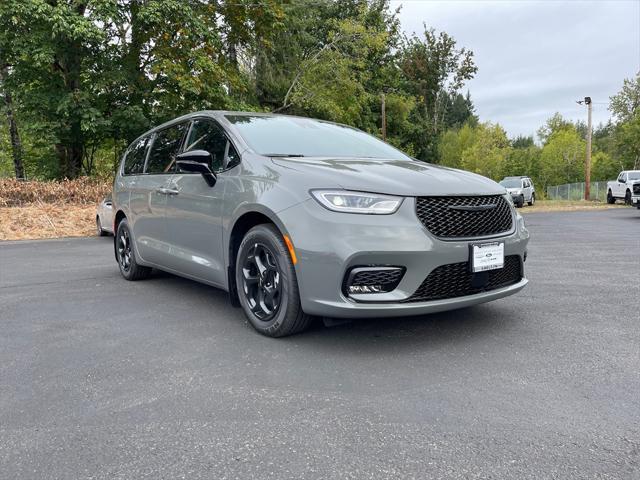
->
xmin=625 ymin=189 xmax=632 ymax=205
xmin=235 ymin=224 xmax=312 ymax=337
xmin=115 ymin=219 xmax=151 ymax=281
xmin=516 ymin=195 xmax=524 ymax=208
xmin=607 ymin=190 xmax=615 ymax=204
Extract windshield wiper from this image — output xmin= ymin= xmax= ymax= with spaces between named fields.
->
xmin=264 ymin=153 xmax=305 ymax=157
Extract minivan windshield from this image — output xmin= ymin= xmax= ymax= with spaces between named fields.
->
xmin=225 ymin=115 xmax=412 ymax=160
xmin=500 ymin=179 xmax=522 ymax=188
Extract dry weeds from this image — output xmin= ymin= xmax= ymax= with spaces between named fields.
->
xmin=0 ymin=178 xmax=111 ymax=240
xmin=0 ymin=177 xmax=111 ymax=207
xmin=0 ymin=204 xmax=98 ymax=240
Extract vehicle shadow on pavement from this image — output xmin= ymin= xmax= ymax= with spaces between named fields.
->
xmin=132 ymin=268 xmax=517 ymax=355
xmin=298 ymin=306 xmax=514 ymax=353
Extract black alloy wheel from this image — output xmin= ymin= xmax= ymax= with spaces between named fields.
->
xmin=236 ymin=224 xmax=313 ymax=337
xmin=115 ymin=219 xmax=151 ymax=281
xmin=117 ymin=227 xmax=132 ymax=273
xmin=241 ymin=242 xmax=282 ymax=321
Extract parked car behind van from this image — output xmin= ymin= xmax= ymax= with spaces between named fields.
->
xmin=96 ymin=194 xmax=113 ymax=236
xmin=113 ymin=111 xmax=530 ymax=337
xmin=499 ymin=176 xmax=535 ymax=207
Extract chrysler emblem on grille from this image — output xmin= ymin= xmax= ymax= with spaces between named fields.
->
xmin=448 ymin=204 xmax=497 ymax=212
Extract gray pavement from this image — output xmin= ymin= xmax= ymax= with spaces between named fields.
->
xmin=0 ymin=208 xmax=639 ymax=479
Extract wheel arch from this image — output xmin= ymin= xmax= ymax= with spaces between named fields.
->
xmin=226 ymin=207 xmax=287 ymax=307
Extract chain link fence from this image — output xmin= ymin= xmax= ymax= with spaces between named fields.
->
xmin=545 ymin=181 xmax=610 ymax=201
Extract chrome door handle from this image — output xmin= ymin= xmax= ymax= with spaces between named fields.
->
xmin=156 ymin=187 xmax=179 ymax=195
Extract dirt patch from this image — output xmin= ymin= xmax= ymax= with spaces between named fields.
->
xmin=0 ymin=204 xmax=98 ymax=240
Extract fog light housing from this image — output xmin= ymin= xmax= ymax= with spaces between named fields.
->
xmin=344 ymin=266 xmax=405 ymax=297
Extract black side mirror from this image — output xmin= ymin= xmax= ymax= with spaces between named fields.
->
xmin=176 ymin=150 xmax=217 ymax=187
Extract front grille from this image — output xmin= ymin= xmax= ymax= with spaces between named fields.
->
xmin=415 ymin=195 xmax=513 ymax=238
xmin=633 ymin=183 xmax=640 ymax=195
xmin=402 ymin=255 xmax=522 ymax=303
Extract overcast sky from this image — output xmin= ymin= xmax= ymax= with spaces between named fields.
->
xmin=390 ymin=0 xmax=640 ymax=139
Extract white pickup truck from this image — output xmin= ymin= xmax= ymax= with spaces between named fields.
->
xmin=607 ymin=170 xmax=640 ymax=206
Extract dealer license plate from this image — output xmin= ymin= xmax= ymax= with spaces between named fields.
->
xmin=470 ymin=242 xmax=504 ymax=272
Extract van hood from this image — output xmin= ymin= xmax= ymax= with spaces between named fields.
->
xmin=271 ymin=157 xmax=505 ymax=196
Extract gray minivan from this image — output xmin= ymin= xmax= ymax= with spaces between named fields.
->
xmin=113 ymin=111 xmax=530 ymax=337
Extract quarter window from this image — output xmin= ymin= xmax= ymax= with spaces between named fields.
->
xmin=146 ymin=123 xmax=188 ymax=174
xmin=183 ymin=119 xmax=239 ymax=172
xmin=123 ymin=136 xmax=149 ymax=175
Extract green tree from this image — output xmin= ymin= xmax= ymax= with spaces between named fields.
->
xmin=460 ymin=122 xmax=510 ymax=180
xmin=539 ymin=126 xmax=585 ymax=190
xmin=609 ymin=73 xmax=640 ymax=124
xmin=609 ymin=74 xmax=640 ymax=169
xmin=399 ymin=25 xmax=477 ymax=161
xmin=591 ymin=151 xmax=621 ymax=181
xmin=438 ymin=121 xmax=478 ymax=169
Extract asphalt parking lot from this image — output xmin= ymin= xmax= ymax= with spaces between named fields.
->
xmin=1 ymin=208 xmax=639 ymax=479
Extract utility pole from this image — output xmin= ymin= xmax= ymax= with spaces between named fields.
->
xmin=381 ymin=93 xmax=386 ymax=142
xmin=584 ymin=96 xmax=592 ymax=201
xmin=576 ymin=96 xmax=593 ymax=201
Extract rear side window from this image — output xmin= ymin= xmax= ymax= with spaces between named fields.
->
xmin=146 ymin=123 xmax=188 ymax=174
xmin=123 ymin=137 xmax=149 ymax=175
xmin=183 ymin=119 xmax=237 ymax=172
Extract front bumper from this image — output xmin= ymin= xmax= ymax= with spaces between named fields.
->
xmin=632 ymin=194 xmax=640 ymax=207
xmin=279 ymin=197 xmax=530 ymax=318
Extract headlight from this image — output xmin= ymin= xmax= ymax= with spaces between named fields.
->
xmin=310 ymin=190 xmax=403 ymax=214
xmin=517 ymin=212 xmax=526 ymax=231
xmin=515 ymin=189 xmax=522 ymax=195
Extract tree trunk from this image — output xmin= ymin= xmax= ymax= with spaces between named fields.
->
xmin=0 ymin=66 xmax=25 ymax=179
xmin=51 ymin=1 xmax=87 ymax=179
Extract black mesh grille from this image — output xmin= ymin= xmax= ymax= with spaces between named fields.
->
xmin=402 ymin=255 xmax=522 ymax=303
xmin=351 ymin=269 xmax=404 ymax=287
xmin=633 ymin=183 xmax=640 ymax=195
xmin=415 ymin=195 xmax=513 ymax=238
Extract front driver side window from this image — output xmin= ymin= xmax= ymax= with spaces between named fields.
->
xmin=184 ymin=119 xmax=238 ymax=172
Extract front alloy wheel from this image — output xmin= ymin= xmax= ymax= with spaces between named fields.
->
xmin=241 ymin=243 xmax=282 ymax=321
xmin=236 ymin=224 xmax=312 ymax=337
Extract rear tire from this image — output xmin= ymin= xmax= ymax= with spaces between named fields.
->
xmin=528 ymin=193 xmax=535 ymax=206
xmin=607 ymin=190 xmax=615 ymax=204
xmin=115 ymin=219 xmax=151 ymax=281
xmin=235 ymin=224 xmax=313 ymax=337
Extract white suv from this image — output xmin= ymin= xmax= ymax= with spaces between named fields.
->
xmin=499 ymin=176 xmax=535 ymax=208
